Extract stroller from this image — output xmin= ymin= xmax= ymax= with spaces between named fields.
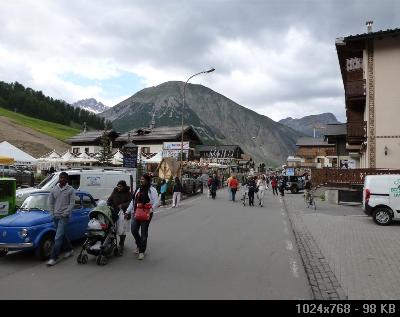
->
xmin=77 ymin=205 xmax=119 ymax=266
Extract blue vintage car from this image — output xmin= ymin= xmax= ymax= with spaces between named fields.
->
xmin=0 ymin=191 xmax=96 ymax=259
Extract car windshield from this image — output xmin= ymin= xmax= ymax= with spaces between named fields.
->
xmin=20 ymin=194 xmax=51 ymax=212
xmin=36 ymin=174 xmax=54 ymax=189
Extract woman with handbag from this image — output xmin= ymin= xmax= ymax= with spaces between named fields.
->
xmin=126 ymin=174 xmax=159 ymax=260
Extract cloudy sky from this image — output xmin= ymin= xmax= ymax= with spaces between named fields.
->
xmin=1 ymin=0 xmax=399 ymax=121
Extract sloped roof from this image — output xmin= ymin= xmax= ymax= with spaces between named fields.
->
xmin=196 ymin=145 xmax=243 ymax=152
xmin=343 ymin=28 xmax=400 ymax=42
xmin=67 ymin=130 xmax=118 ymax=144
xmin=116 ymin=125 xmax=201 ymax=142
xmin=296 ymin=137 xmax=334 ymax=147
xmin=324 ymin=123 xmax=347 ymax=136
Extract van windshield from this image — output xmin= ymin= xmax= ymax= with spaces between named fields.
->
xmin=37 ymin=174 xmax=55 ymax=189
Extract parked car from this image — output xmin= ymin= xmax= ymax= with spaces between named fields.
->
xmin=284 ymin=176 xmax=305 ymax=194
xmin=0 ymin=165 xmax=18 ymax=177
xmin=16 ymin=169 xmax=132 ymax=206
xmin=182 ymin=177 xmax=202 ymax=194
xmin=363 ymin=174 xmax=400 ymax=226
xmin=0 ymin=191 xmax=96 ymax=259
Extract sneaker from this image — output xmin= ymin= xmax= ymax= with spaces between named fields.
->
xmin=138 ymin=253 xmax=145 ymax=260
xmin=63 ymin=250 xmax=74 ymax=259
xmin=46 ymin=258 xmax=57 ymax=266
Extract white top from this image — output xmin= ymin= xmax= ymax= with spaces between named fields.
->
xmin=257 ymin=179 xmax=268 ymax=190
xmin=126 ymin=186 xmax=159 ymax=214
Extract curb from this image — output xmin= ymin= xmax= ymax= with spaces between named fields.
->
xmin=281 ymin=197 xmax=348 ymax=300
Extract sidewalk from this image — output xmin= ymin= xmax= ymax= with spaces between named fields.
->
xmin=284 ymin=193 xmax=400 ymax=300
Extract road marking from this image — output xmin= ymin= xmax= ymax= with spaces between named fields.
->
xmin=289 ymin=257 xmax=300 ymax=278
xmin=285 ymin=240 xmax=294 ymax=251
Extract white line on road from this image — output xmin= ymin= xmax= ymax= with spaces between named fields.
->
xmin=286 ymin=240 xmax=294 ymax=251
xmin=289 ymin=257 xmax=300 ymax=278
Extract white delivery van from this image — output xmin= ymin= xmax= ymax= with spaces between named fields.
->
xmin=16 ymin=169 xmax=135 ymax=206
xmin=363 ymin=174 xmax=400 ymax=225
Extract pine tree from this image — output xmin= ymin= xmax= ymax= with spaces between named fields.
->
xmin=98 ymin=130 xmax=113 ymax=166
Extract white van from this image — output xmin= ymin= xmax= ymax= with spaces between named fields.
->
xmin=16 ymin=169 xmax=135 ymax=206
xmin=363 ymin=174 xmax=400 ymax=225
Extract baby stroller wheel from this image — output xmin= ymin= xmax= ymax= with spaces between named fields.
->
xmin=96 ymin=255 xmax=108 ymax=266
xmin=114 ymin=246 xmax=122 ymax=257
xmin=80 ymin=254 xmax=88 ymax=264
xmin=77 ymin=254 xmax=82 ymax=264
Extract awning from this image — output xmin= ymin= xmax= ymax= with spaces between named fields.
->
xmin=0 ymin=156 xmax=14 ymax=165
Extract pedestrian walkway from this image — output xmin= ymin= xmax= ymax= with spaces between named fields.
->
xmin=284 ymin=193 xmax=400 ymax=299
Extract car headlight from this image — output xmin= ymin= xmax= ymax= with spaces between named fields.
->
xmin=20 ymin=229 xmax=28 ymax=238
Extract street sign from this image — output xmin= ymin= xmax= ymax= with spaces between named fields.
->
xmin=123 ymin=155 xmax=137 ymax=168
xmin=286 ymin=168 xmax=295 ymax=176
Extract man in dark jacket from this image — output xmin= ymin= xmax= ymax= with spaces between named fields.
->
xmin=245 ymin=176 xmax=257 ymax=206
xmin=210 ymin=173 xmax=220 ymax=199
xmin=107 ymin=180 xmax=132 ymax=254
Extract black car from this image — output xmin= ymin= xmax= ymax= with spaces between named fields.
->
xmin=284 ymin=176 xmax=305 ymax=194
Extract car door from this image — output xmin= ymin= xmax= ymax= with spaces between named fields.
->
xmin=80 ymin=194 xmax=96 ymax=235
xmin=67 ymin=194 xmax=84 ymax=241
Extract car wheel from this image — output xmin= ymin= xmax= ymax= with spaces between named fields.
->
xmin=0 ymin=248 xmax=8 ymax=257
xmin=35 ymin=233 xmax=54 ymax=260
xmin=291 ymin=186 xmax=298 ymax=194
xmin=373 ymin=207 xmax=393 ymax=226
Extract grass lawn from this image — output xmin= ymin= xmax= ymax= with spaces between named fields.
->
xmin=0 ymin=107 xmax=79 ymax=141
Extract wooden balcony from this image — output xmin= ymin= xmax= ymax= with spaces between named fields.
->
xmin=345 ymin=79 xmax=366 ymax=99
xmin=347 ymin=121 xmax=367 ymax=145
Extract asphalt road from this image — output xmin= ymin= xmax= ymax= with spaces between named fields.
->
xmin=0 ymin=189 xmax=312 ymax=299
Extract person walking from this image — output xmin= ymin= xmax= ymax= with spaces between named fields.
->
xmin=226 ymin=175 xmax=233 ymax=201
xmin=257 ymin=175 xmax=267 ymax=207
xmin=172 ymin=177 xmax=183 ymax=207
xmin=246 ymin=175 xmax=257 ymax=206
xmin=107 ymin=180 xmax=132 ymax=255
xmin=210 ymin=173 xmax=220 ymax=199
xmin=46 ymin=172 xmax=75 ymax=266
xmin=160 ymin=179 xmax=167 ymax=207
xmin=271 ymin=177 xmax=278 ymax=196
xmin=279 ymin=176 xmax=287 ymax=197
xmin=126 ymin=174 xmax=159 ymax=260
xmin=229 ymin=175 xmax=239 ymax=202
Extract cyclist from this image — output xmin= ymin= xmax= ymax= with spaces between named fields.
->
xmin=304 ymin=178 xmax=313 ymax=204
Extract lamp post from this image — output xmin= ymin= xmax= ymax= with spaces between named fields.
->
xmin=180 ymin=68 xmax=215 ymax=178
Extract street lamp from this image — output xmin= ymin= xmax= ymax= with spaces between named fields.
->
xmin=180 ymin=68 xmax=215 ymax=178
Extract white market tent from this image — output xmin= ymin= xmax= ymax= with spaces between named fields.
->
xmin=37 ymin=150 xmax=62 ymax=172
xmin=0 ymin=141 xmax=37 ymax=166
xmin=112 ymin=150 xmax=123 ymax=166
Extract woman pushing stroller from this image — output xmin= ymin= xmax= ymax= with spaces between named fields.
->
xmin=107 ymin=180 xmax=132 ymax=255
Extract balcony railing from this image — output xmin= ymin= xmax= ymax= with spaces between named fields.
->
xmin=345 ymin=79 xmax=366 ymax=98
xmin=347 ymin=121 xmax=367 ymax=145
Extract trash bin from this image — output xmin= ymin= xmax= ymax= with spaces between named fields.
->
xmin=0 ymin=178 xmax=16 ymax=219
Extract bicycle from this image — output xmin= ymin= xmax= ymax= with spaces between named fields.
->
xmin=304 ymin=189 xmax=316 ymax=210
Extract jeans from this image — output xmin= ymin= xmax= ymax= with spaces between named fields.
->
xmin=228 ymin=187 xmax=232 ymax=201
xmin=172 ymin=192 xmax=181 ymax=207
xmin=131 ymin=213 xmax=153 ymax=253
xmin=272 ymin=186 xmax=278 ymax=195
xmin=258 ymin=189 xmax=266 ymax=206
xmin=161 ymin=192 xmax=166 ymax=206
xmin=51 ymin=217 xmax=73 ymax=260
xmin=231 ymin=188 xmax=237 ymax=201
xmin=248 ymin=191 xmax=255 ymax=206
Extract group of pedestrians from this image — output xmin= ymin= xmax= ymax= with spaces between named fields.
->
xmin=46 ymin=172 xmax=160 ymax=266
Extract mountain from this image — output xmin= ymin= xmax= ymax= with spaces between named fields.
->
xmin=279 ymin=113 xmax=340 ymax=138
xmin=72 ymin=98 xmax=109 ymax=114
xmin=101 ymin=81 xmax=302 ymax=166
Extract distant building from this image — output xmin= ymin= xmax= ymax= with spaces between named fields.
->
xmin=336 ymin=24 xmax=400 ymax=168
xmin=295 ymin=137 xmax=336 ymax=168
xmin=66 ymin=130 xmax=120 ymax=155
xmin=115 ymin=125 xmax=203 ymax=161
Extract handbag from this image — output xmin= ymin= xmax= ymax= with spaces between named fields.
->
xmin=134 ymin=203 xmax=152 ymax=221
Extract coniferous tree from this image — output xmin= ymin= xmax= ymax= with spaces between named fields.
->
xmin=98 ymin=130 xmax=113 ymax=166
